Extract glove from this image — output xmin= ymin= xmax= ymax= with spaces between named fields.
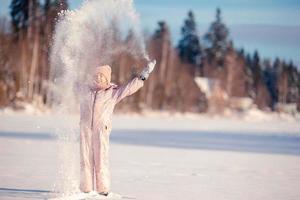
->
xmin=140 ymin=60 xmax=156 ymax=81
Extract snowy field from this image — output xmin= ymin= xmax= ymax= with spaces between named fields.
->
xmin=0 ymin=111 xmax=300 ymax=200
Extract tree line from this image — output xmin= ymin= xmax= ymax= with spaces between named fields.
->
xmin=176 ymin=9 xmax=300 ymax=113
xmin=0 ymin=0 xmax=299 ymax=113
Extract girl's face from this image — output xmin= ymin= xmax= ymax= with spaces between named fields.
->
xmin=94 ymin=73 xmax=109 ymax=89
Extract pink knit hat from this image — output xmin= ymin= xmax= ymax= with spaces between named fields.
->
xmin=94 ymin=65 xmax=111 ymax=82
xmin=93 ymin=65 xmax=112 ymax=89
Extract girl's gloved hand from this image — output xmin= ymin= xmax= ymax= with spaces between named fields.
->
xmin=140 ymin=60 xmax=156 ymax=81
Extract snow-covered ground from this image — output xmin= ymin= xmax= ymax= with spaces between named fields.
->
xmin=0 ymin=111 xmax=300 ymax=200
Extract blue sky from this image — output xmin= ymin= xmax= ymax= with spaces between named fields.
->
xmin=1 ymin=0 xmax=300 ymax=66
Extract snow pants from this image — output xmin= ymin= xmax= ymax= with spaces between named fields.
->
xmin=79 ymin=122 xmax=111 ymax=193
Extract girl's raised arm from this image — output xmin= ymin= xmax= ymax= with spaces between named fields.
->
xmin=113 ymin=60 xmax=156 ymax=104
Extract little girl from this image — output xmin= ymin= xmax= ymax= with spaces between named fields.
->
xmin=79 ymin=60 xmax=156 ymax=198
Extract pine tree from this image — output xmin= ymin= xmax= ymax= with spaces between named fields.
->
xmin=277 ymin=60 xmax=289 ymax=105
xmin=247 ymin=50 xmax=271 ymax=109
xmin=177 ymin=11 xmax=202 ymax=66
xmin=242 ymin=53 xmax=255 ymax=98
xmin=42 ymin=0 xmax=68 ymax=104
xmin=10 ymin=0 xmax=30 ymax=35
xmin=204 ymin=7 xmax=229 ymax=66
xmin=150 ymin=21 xmax=172 ymax=109
xmin=251 ymin=50 xmax=262 ymax=81
xmin=284 ymin=61 xmax=299 ymax=104
xmin=44 ymin=0 xmax=68 ymax=25
xmin=53 ymin=0 xmax=68 ymax=12
xmin=263 ymin=59 xmax=278 ymax=109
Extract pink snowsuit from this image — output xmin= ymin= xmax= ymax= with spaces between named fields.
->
xmin=79 ymin=77 xmax=144 ymax=193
